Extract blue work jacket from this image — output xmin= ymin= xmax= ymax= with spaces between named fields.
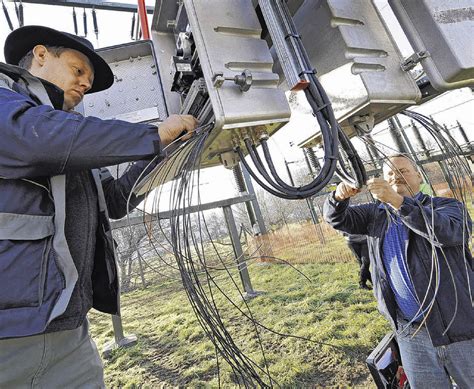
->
xmin=324 ymin=192 xmax=474 ymax=346
xmin=0 ymin=63 xmax=162 ymax=338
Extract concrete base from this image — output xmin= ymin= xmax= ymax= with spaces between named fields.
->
xmin=102 ymin=334 xmax=138 ymax=358
xmin=242 ymin=290 xmax=265 ymax=301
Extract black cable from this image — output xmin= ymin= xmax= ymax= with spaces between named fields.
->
xmin=131 ymin=12 xmax=136 ymax=40
xmin=336 ymin=126 xmax=367 ymax=188
xmin=233 ymin=0 xmax=342 ymax=201
xmin=92 ymin=7 xmax=99 ymax=40
xmin=13 ymin=0 xmax=18 ymax=21
xmin=237 ymin=145 xmax=304 ymax=200
xmin=142 ymin=128 xmax=275 ymax=386
xmin=83 ymin=8 xmax=87 ymax=37
xmin=2 ymin=0 xmax=14 ymax=31
xmin=18 ymin=0 xmax=22 ymax=26
xmin=121 ymin=121 xmax=369 ymax=386
xmin=72 ymin=7 xmax=78 ymax=35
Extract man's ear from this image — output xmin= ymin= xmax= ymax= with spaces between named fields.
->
xmin=32 ymin=45 xmax=48 ymax=66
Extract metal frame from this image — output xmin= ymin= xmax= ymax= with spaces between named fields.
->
xmin=111 ymin=194 xmax=264 ymax=298
xmin=8 ymin=0 xmax=154 ymax=13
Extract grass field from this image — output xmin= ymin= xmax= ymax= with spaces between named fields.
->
xmin=89 ymin=183 xmax=473 ymax=387
xmin=89 ymin=261 xmax=390 ymax=387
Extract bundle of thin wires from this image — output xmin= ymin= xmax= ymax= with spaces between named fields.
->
xmin=123 ymin=120 xmax=369 ymax=386
xmin=235 ymin=0 xmax=366 ymax=199
xmin=129 ymin=124 xmax=276 ymax=387
xmin=336 ymin=126 xmax=368 ymax=189
xmin=401 ymin=110 xmax=472 ymax=204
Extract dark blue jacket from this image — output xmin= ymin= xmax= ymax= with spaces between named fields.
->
xmin=324 ymin=192 xmax=474 ymax=346
xmin=0 ymin=63 xmax=162 ymax=338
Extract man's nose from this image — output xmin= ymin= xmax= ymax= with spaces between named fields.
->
xmin=80 ymin=77 xmax=92 ymax=93
xmin=393 ymin=173 xmax=404 ymax=182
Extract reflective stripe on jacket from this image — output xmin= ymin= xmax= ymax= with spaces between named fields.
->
xmin=0 ymin=63 xmax=161 ymax=338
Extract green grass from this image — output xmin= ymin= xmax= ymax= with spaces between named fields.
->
xmin=90 ymin=189 xmax=473 ymax=387
xmin=89 ymin=262 xmax=389 ymax=387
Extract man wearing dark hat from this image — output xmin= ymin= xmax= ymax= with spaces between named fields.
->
xmin=0 ymin=26 xmax=198 ymax=387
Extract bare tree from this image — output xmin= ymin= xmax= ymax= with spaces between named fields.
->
xmin=113 ymin=215 xmax=148 ymax=291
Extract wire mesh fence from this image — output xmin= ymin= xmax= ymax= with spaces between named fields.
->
xmin=110 ymin=150 xmax=473 ymax=293
xmin=110 ymin=193 xmax=362 ymax=292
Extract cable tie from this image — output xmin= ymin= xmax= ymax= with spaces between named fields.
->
xmin=311 ymin=102 xmax=331 ymax=115
xmin=298 ymin=69 xmax=316 ymax=77
xmin=324 ymin=154 xmax=339 ymax=161
xmin=284 ymin=33 xmax=301 ymax=40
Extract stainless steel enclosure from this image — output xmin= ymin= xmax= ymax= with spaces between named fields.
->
xmin=151 ymin=0 xmax=291 ymax=168
xmin=389 ymin=0 xmax=474 ymax=91
xmin=291 ymin=0 xmax=421 ymax=147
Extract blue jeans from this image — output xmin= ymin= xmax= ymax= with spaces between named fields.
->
xmin=396 ymin=317 xmax=474 ymax=389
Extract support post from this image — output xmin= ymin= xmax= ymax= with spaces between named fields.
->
xmin=241 ymin=163 xmax=267 ymax=235
xmin=233 ymin=165 xmax=257 ymax=229
xmin=456 ymin=121 xmax=471 ymax=148
xmin=222 ymin=205 xmax=261 ymax=299
xmin=303 ymin=149 xmax=314 ymax=175
xmin=397 ymin=118 xmax=420 ymax=165
xmin=456 ymin=121 xmax=474 ymax=163
xmin=285 ymin=159 xmax=322 ymax=240
xmin=102 ymin=315 xmax=138 ymax=358
xmin=410 ymin=120 xmax=429 ymax=158
xmin=365 ymin=134 xmax=381 ymax=168
xmin=438 ymin=161 xmax=451 ymax=186
xmin=387 ymin=116 xmax=409 ymax=154
xmin=306 ymin=198 xmax=319 ymax=225
xmin=285 ymin=159 xmax=295 ymax=186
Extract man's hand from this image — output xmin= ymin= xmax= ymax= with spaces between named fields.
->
xmin=158 ymin=114 xmax=199 ymax=146
xmin=367 ymin=178 xmax=404 ymax=209
xmin=334 ymin=182 xmax=360 ymax=201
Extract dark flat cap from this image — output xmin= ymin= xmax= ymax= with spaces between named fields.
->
xmin=4 ymin=25 xmax=113 ymax=93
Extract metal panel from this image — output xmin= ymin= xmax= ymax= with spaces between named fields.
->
xmin=82 ymin=40 xmax=168 ymax=123
xmin=150 ymin=0 xmax=291 ymax=169
xmin=389 ymin=0 xmax=474 ymax=91
xmin=291 ymin=0 xmax=421 ymax=147
xmin=183 ymin=0 xmax=290 ymax=130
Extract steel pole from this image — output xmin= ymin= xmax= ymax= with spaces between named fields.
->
xmin=222 ymin=205 xmax=257 ymax=298
xmin=365 ymin=134 xmax=381 ymax=168
xmin=388 ymin=117 xmax=409 ymax=154
xmin=240 ymin=163 xmax=267 ymax=235
xmin=456 ymin=121 xmax=470 ymax=147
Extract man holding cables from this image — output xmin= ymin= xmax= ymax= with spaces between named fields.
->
xmin=0 ymin=26 xmax=197 ymax=387
xmin=324 ymin=154 xmax=474 ymax=388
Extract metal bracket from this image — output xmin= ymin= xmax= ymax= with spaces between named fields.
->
xmin=212 ymin=69 xmax=253 ymax=92
xmin=401 ymin=51 xmax=430 ymax=72
xmin=219 ymin=150 xmax=240 ymax=169
xmin=349 ymin=114 xmax=375 ymax=135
